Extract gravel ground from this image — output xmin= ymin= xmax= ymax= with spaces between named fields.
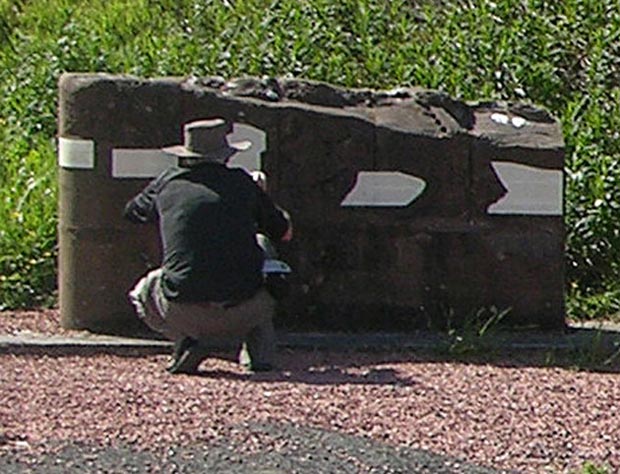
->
xmin=1 ymin=310 xmax=620 ymax=473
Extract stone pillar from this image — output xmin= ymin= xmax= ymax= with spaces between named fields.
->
xmin=58 ymin=74 xmax=182 ymax=332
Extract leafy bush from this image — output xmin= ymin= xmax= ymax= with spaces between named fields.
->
xmin=0 ymin=0 xmax=619 ymax=317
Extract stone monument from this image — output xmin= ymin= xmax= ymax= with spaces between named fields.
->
xmin=58 ymin=73 xmax=564 ymax=333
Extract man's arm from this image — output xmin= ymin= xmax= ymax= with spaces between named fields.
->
xmin=123 ymin=167 xmax=186 ymax=223
xmin=123 ymin=176 xmax=163 ymax=224
xmin=255 ymin=187 xmax=292 ymax=242
xmin=251 ymin=171 xmax=292 ymax=242
xmin=281 ymin=217 xmax=293 ymax=242
xmin=124 ymin=190 xmax=156 ymax=224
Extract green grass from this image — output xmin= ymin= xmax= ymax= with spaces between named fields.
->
xmin=1 ymin=0 xmax=620 ymax=317
xmin=575 ymin=462 xmax=611 ymax=474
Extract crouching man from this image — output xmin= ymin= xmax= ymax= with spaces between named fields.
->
xmin=124 ymin=118 xmax=292 ymax=375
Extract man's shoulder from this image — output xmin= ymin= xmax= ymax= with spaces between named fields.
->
xmin=161 ymin=166 xmax=190 ymax=179
xmin=226 ymin=166 xmax=254 ymax=179
xmin=166 ymin=165 xmax=258 ymax=191
xmin=220 ymin=167 xmax=260 ymax=188
xmin=148 ymin=166 xmax=188 ymax=185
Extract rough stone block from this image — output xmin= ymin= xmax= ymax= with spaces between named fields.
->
xmin=57 ymin=74 xmax=565 ymax=332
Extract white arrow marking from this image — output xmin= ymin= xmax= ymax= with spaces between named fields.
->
xmin=488 ymin=161 xmax=563 ymax=215
xmin=341 ymin=171 xmax=427 ymax=207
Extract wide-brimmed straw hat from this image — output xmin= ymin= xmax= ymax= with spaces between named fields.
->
xmin=162 ymin=118 xmax=251 ymax=163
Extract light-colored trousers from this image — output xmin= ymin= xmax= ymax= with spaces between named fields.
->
xmin=128 ymin=269 xmax=276 ymax=366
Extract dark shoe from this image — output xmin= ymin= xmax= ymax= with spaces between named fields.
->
xmin=171 ymin=336 xmax=195 ymax=361
xmin=166 ymin=338 xmax=207 ymax=374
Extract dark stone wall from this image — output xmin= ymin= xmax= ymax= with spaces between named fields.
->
xmin=58 ymin=74 xmax=565 ymax=333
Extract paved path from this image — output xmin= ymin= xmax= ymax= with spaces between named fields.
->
xmin=0 ymin=423 xmax=518 ymax=474
xmin=1 ymin=321 xmax=619 ymax=356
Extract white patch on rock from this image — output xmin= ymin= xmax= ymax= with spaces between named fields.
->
xmin=227 ymin=123 xmax=266 ymax=172
xmin=341 ymin=171 xmax=427 ymax=207
xmin=490 ymin=113 xmax=527 ymax=128
xmin=58 ymin=137 xmax=95 ymax=169
xmin=112 ymin=149 xmax=176 ymax=178
xmin=110 ymin=123 xmax=267 ymax=178
xmin=488 ymin=161 xmax=563 ymax=215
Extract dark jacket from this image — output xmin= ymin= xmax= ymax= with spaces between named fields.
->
xmin=124 ymin=163 xmax=290 ymax=303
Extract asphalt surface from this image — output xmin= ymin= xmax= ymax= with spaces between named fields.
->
xmin=0 ymin=423 xmax=517 ymax=474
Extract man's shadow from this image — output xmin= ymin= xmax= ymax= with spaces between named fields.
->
xmin=189 ymin=324 xmax=620 ymax=382
xmin=192 ymin=349 xmax=420 ymax=386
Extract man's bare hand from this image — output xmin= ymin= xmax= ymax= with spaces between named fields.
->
xmin=281 ymin=224 xmax=293 ymax=242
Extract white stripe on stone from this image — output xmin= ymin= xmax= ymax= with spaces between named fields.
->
xmin=112 ymin=149 xmax=177 ymax=178
xmin=58 ymin=137 xmax=95 ymax=169
xmin=227 ymin=123 xmax=266 ymax=172
xmin=341 ymin=171 xmax=427 ymax=207
xmin=488 ymin=161 xmax=563 ymax=215
xmin=111 ymin=124 xmax=267 ymax=178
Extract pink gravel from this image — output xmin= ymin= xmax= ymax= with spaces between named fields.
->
xmin=1 ymin=309 xmax=619 ymax=473
xmin=0 ymin=309 xmax=76 ymax=336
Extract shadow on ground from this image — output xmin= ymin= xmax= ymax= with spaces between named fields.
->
xmin=0 ymin=422 xmax=517 ymax=474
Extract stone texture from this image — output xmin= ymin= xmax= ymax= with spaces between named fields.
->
xmin=57 ymin=74 xmax=565 ymax=333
